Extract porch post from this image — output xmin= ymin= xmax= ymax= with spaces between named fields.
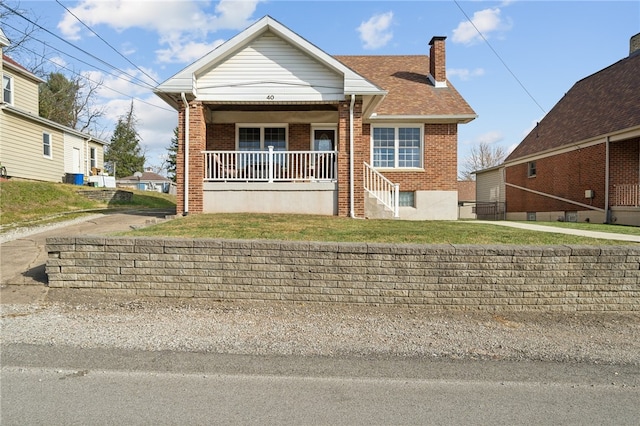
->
xmin=187 ymin=101 xmax=205 ymax=213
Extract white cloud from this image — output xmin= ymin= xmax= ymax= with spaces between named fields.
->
xmin=57 ymin=0 xmax=262 ymax=63
xmin=156 ymin=38 xmax=226 ymax=64
xmin=452 ymin=8 xmax=511 ymax=45
xmin=357 ymin=11 xmax=394 ymax=50
xmin=448 ymin=67 xmax=485 ymax=81
xmin=476 ymin=130 xmax=504 ymax=145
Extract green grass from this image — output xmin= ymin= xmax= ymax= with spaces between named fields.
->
xmin=123 ymin=213 xmax=637 ymax=245
xmin=0 ymin=180 xmax=175 ymax=230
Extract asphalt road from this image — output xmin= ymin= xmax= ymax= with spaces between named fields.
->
xmin=2 ymin=344 xmax=639 ymax=425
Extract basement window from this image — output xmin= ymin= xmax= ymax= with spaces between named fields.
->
xmin=527 ymin=212 xmax=536 ymax=221
xmin=399 ymin=191 xmax=415 ymax=207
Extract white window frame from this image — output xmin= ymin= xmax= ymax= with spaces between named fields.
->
xmin=527 ymin=161 xmax=537 ymax=177
xmin=236 ymin=124 xmax=288 ymax=151
xmin=43 ymin=132 xmax=52 ymax=159
xmin=90 ymin=147 xmax=97 ymax=168
xmin=3 ymin=74 xmax=13 ymax=105
xmin=371 ymin=124 xmax=423 ymax=169
xmin=310 ymin=125 xmax=338 ymax=151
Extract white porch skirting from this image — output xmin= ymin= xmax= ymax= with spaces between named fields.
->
xmin=203 ymin=182 xmax=338 ymax=215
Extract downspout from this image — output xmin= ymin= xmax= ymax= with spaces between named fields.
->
xmin=181 ymin=93 xmax=189 ymax=216
xmin=604 ymin=136 xmax=610 ymax=223
xmin=349 ymin=94 xmax=355 ymax=218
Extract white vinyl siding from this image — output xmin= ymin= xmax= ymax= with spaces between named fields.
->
xmin=475 ymin=167 xmax=505 ymax=203
xmin=197 ymin=32 xmax=344 ymax=102
xmin=4 ymin=68 xmax=39 ymax=113
xmin=372 ymin=125 xmax=422 ymax=169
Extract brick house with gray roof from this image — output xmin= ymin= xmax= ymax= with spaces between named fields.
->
xmin=499 ymin=33 xmax=640 ymax=226
xmin=154 ymin=16 xmax=475 ymax=220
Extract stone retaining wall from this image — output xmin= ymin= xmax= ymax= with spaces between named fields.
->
xmin=77 ymin=189 xmax=133 ymax=203
xmin=46 ymin=237 xmax=640 ymax=311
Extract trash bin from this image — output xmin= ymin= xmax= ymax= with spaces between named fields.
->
xmin=71 ymin=173 xmax=84 ymax=185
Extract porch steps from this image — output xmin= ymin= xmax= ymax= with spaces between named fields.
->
xmin=365 ymin=192 xmax=397 ymax=219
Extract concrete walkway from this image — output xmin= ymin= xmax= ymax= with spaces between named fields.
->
xmin=474 ymin=220 xmax=640 ymax=243
xmin=0 ymin=209 xmax=175 ymax=302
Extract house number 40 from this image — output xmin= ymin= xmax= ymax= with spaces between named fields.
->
xmin=266 ymin=95 xmax=275 ymax=100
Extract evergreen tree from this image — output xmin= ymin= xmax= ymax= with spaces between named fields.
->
xmin=166 ymin=127 xmax=178 ymax=182
xmin=39 ymin=73 xmax=78 ymax=127
xmin=104 ymin=102 xmax=145 ymax=178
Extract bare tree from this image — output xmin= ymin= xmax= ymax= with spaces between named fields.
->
xmin=459 ymin=142 xmax=507 ymax=181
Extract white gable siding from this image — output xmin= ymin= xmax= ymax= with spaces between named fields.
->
xmin=196 ymin=32 xmax=344 ymax=102
xmin=5 ymin=68 xmax=39 ymax=114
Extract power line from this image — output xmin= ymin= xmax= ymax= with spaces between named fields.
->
xmin=2 ymin=21 xmax=164 ymax=97
xmin=54 ymin=0 xmax=161 ymax=86
xmin=0 ymin=2 xmax=156 ymax=90
xmin=453 ymin=0 xmax=546 ymax=115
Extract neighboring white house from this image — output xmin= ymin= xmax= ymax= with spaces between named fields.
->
xmin=0 ymin=28 xmax=107 ymax=183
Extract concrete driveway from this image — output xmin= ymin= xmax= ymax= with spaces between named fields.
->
xmin=0 ymin=209 xmax=175 ymax=303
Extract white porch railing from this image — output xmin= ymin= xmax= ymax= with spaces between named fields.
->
xmin=363 ymin=162 xmax=399 ymax=218
xmin=203 ymin=147 xmax=337 ymax=183
xmin=613 ymin=184 xmax=640 ymax=207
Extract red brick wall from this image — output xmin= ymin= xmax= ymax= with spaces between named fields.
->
xmin=374 ymin=123 xmax=458 ymax=192
xmin=338 ymin=99 xmax=364 ymax=217
xmin=206 ymin=123 xmax=235 ymax=150
xmin=506 ymin=143 xmax=606 ymax=212
xmin=187 ymin=101 xmax=206 ymax=214
xmin=289 ymin=123 xmax=311 ymax=150
xmin=609 ymin=137 xmax=640 ymax=198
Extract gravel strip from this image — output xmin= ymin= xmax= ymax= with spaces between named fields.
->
xmin=2 ymin=293 xmax=639 ymax=365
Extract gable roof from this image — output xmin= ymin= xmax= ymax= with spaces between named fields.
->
xmin=336 ymin=55 xmax=476 ymax=122
xmin=3 ymin=54 xmax=45 ymax=83
xmin=506 ymin=52 xmax=640 ymax=162
xmin=155 ymin=16 xmax=386 ymax=109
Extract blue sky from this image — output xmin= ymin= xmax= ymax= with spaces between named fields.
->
xmin=3 ymin=1 xmax=639 ymax=175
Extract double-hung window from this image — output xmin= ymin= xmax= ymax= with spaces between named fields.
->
xmin=372 ymin=125 xmax=422 ymax=168
xmin=43 ymin=133 xmax=52 ymax=158
xmin=237 ymin=125 xmax=287 ymax=151
xmin=3 ymin=75 xmax=13 ymax=105
xmin=237 ymin=125 xmax=287 ymax=169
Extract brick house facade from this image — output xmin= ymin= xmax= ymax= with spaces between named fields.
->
xmin=498 ymin=33 xmax=640 ymax=226
xmin=155 ymin=16 xmax=475 ymax=220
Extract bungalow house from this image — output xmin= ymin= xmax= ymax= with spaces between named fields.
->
xmin=118 ymin=169 xmax=175 ymax=194
xmin=495 ymin=32 xmax=640 ymax=226
xmin=0 ymin=29 xmax=107 ymax=183
xmin=154 ymin=16 xmax=476 ymax=219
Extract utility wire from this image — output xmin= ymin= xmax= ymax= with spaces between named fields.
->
xmin=55 ymin=0 xmax=161 ymax=86
xmin=1 ymin=22 xmax=173 ymax=113
xmin=0 ymin=2 xmax=156 ymax=90
xmin=453 ymin=0 xmax=547 ymax=114
xmin=2 ymin=21 xmax=164 ymax=97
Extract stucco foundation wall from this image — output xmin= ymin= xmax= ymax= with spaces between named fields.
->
xmin=46 ymin=238 xmax=639 ymax=312
xmin=203 ymin=183 xmax=337 ymax=215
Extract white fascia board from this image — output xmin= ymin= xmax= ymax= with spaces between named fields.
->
xmin=4 ymin=105 xmax=108 ymax=144
xmin=0 ymin=28 xmax=10 ymax=47
xmin=368 ymin=114 xmax=477 ymax=124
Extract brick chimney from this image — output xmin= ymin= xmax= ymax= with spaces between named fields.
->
xmin=630 ymin=32 xmax=640 ymax=57
xmin=429 ymin=36 xmax=447 ymax=87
